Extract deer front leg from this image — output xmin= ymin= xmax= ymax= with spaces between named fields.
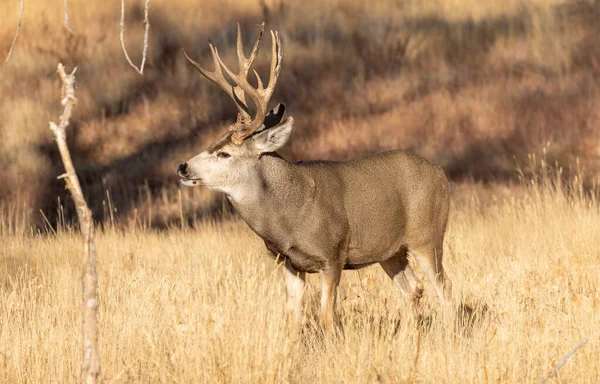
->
xmin=283 ymin=260 xmax=306 ymax=325
xmin=319 ymin=265 xmax=342 ymax=334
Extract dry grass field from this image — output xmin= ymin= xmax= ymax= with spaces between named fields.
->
xmin=1 ymin=0 xmax=600 ymax=382
xmin=1 ymin=163 xmax=599 ymax=383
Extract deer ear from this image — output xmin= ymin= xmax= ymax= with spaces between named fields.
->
xmin=251 ymin=117 xmax=294 ymax=153
xmin=263 ymin=103 xmax=286 ymax=129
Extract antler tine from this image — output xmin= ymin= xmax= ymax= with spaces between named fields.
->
xmin=185 ymin=22 xmax=283 ymax=145
xmin=265 ymin=30 xmax=283 ymax=103
xmin=247 ymin=31 xmax=282 ymax=100
xmin=237 ymin=22 xmax=265 ymax=72
xmin=229 ymin=29 xmax=283 ymax=144
xmin=229 ymin=22 xmax=265 ymax=122
xmin=182 ymin=45 xmax=250 ymax=118
xmin=245 ymin=30 xmax=281 ymax=97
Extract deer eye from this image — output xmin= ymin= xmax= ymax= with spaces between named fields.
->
xmin=217 ymin=151 xmax=231 ymax=159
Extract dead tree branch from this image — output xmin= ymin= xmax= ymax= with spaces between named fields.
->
xmin=539 ymin=338 xmax=588 ymax=384
xmin=49 ymin=63 xmax=101 ymax=384
xmin=5 ymin=0 xmax=24 ymax=63
xmin=63 ymin=0 xmax=75 ymax=34
xmin=119 ymin=0 xmax=151 ymax=74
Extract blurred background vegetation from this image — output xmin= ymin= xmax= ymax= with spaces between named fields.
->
xmin=1 ymin=0 xmax=599 ymax=229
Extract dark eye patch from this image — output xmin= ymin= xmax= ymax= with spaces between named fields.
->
xmin=217 ymin=151 xmax=231 ymax=159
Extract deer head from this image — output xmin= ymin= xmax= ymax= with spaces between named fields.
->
xmin=177 ymin=23 xmax=294 ymax=201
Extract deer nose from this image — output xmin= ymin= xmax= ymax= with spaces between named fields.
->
xmin=177 ymin=163 xmax=188 ymax=176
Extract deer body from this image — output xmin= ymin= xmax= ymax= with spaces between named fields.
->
xmin=179 ymin=22 xmax=452 ymax=332
xmin=229 ymin=151 xmax=449 ymax=274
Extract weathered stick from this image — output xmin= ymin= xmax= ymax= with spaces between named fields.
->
xmin=49 ymin=63 xmax=101 ymax=384
xmin=5 ymin=0 xmax=24 ymax=63
xmin=120 ymin=0 xmax=151 ymax=74
xmin=539 ymin=338 xmax=588 ymax=384
xmin=63 ymin=0 xmax=76 ymax=34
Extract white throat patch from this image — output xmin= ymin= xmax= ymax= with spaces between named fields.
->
xmin=219 ymin=187 xmax=249 ymax=204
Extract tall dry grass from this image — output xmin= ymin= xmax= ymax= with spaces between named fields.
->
xmin=0 ymin=157 xmax=598 ymax=383
xmin=1 ymin=0 xmax=600 ymax=228
xmin=1 ymin=2 xmax=599 ymax=380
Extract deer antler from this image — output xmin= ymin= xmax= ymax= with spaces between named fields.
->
xmin=182 ymin=22 xmax=283 ymax=145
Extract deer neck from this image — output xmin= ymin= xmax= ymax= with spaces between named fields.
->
xmin=226 ymin=153 xmax=304 ymax=229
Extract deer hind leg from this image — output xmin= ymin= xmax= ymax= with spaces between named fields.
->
xmin=283 ymin=260 xmax=306 ymax=326
xmin=319 ymin=265 xmax=342 ymax=335
xmin=410 ymin=243 xmax=452 ymax=304
xmin=380 ymin=247 xmax=424 ymax=313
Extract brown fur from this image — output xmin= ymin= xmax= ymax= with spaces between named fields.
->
xmin=224 ymin=149 xmax=453 ymax=330
xmin=230 ymin=151 xmax=450 ymax=275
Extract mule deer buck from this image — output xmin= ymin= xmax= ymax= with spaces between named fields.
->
xmin=178 ymin=23 xmax=452 ymax=331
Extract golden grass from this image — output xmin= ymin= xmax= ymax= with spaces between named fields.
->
xmin=1 ymin=165 xmax=599 ymax=383
xmin=1 ymin=2 xmax=600 ymax=379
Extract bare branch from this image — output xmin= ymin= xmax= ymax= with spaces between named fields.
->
xmin=49 ymin=63 xmax=101 ymax=384
xmin=49 ymin=64 xmax=78 ymax=139
xmin=5 ymin=0 xmax=24 ymax=63
xmin=63 ymin=0 xmax=75 ymax=34
xmin=119 ymin=0 xmax=151 ymax=75
xmin=539 ymin=338 xmax=588 ymax=384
